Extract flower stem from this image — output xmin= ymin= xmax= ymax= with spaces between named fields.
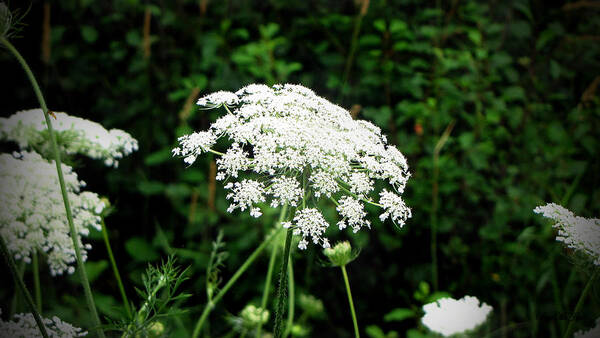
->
xmin=10 ymin=260 xmax=25 ymax=316
xmin=101 ymin=216 xmax=132 ymax=319
xmin=257 ymin=205 xmax=288 ymax=337
xmin=257 ymin=245 xmax=278 ymax=338
xmin=273 ymin=229 xmax=293 ymax=338
xmin=32 ymin=252 xmax=42 ymax=312
xmin=283 ymin=256 xmax=295 ymax=338
xmin=341 ymin=265 xmax=360 ymax=338
xmin=192 ymin=227 xmax=284 ymax=338
xmin=562 ymin=268 xmax=599 ymax=338
xmin=0 ymin=236 xmax=49 ymax=338
xmin=0 ymin=36 xmax=105 ymax=338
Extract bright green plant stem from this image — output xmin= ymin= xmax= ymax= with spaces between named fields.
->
xmin=430 ymin=121 xmax=455 ymax=292
xmin=0 ymin=236 xmax=49 ymax=338
xmin=10 ymin=260 xmax=26 ymax=316
xmin=192 ymin=227 xmax=285 ymax=338
xmin=562 ymin=268 xmax=599 ymax=338
xmin=256 ymin=246 xmax=278 ymax=338
xmin=101 ymin=216 xmax=132 ymax=318
xmin=283 ymin=254 xmax=295 ymax=338
xmin=273 ymin=229 xmax=293 ymax=338
xmin=32 ymin=252 xmax=42 ymax=312
xmin=341 ymin=265 xmax=360 ymax=338
xmin=121 ymin=274 xmax=167 ymax=337
xmin=0 ymin=36 xmax=105 ymax=338
xmin=256 ymin=205 xmax=288 ymax=337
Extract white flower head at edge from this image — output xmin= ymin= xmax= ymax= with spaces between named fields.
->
xmin=534 ymin=203 xmax=600 ymax=265
xmin=0 ymin=152 xmax=105 ymax=276
xmin=173 ymin=84 xmax=411 ymax=250
xmin=0 ymin=308 xmax=87 ymax=337
xmin=421 ymin=296 xmax=493 ymax=337
xmin=0 ymin=109 xmax=138 ymax=167
xmin=575 ymin=317 xmax=600 ymax=338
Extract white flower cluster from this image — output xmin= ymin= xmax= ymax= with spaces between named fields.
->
xmin=0 ymin=152 xmax=105 ymax=276
xmin=0 ymin=109 xmax=138 ymax=167
xmin=282 ymin=208 xmax=330 ymax=249
xmin=174 ymin=84 xmax=411 ymax=249
xmin=239 ymin=305 xmax=269 ymax=326
xmin=421 ymin=296 xmax=493 ymax=337
xmin=575 ymin=317 xmax=600 ymax=338
xmin=534 ymin=203 xmax=600 ymax=265
xmin=0 ymin=308 xmax=87 ymax=337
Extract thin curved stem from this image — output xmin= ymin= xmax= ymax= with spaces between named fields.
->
xmin=101 ymin=216 xmax=132 ymax=319
xmin=0 ymin=38 xmax=104 ymax=338
xmin=256 ymin=245 xmax=278 ymax=338
xmin=192 ymin=227 xmax=284 ymax=338
xmin=32 ymin=252 xmax=42 ymax=312
xmin=341 ymin=265 xmax=360 ymax=338
xmin=1 ymin=236 xmax=49 ymax=338
xmin=283 ymin=256 xmax=295 ymax=338
xmin=273 ymin=229 xmax=293 ymax=338
xmin=563 ymin=268 xmax=599 ymax=338
xmin=10 ymin=260 xmax=26 ymax=317
xmin=0 ymin=36 xmax=105 ymax=338
xmin=256 ymin=205 xmax=288 ymax=337
xmin=336 ymin=182 xmax=383 ymax=208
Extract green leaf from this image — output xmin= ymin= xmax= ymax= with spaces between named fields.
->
xmin=384 ymin=308 xmax=416 ymax=322
xmin=125 ymin=237 xmax=159 ymax=261
xmin=81 ymin=26 xmax=98 ymax=43
xmin=138 ymin=181 xmax=165 ymax=195
xmin=145 ymin=148 xmax=173 ymax=166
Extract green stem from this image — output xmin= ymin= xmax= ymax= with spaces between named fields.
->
xmin=257 ymin=246 xmax=278 ymax=338
xmin=256 ymin=206 xmax=288 ymax=337
xmin=562 ymin=268 xmax=599 ymax=338
xmin=0 ymin=236 xmax=49 ymax=338
xmin=341 ymin=265 xmax=360 ymax=338
xmin=10 ymin=260 xmax=26 ymax=316
xmin=192 ymin=227 xmax=284 ymax=338
xmin=273 ymin=229 xmax=293 ymax=338
xmin=1 ymin=37 xmax=105 ymax=337
xmin=121 ymin=275 xmax=167 ymax=338
xmin=283 ymin=253 xmax=295 ymax=338
xmin=101 ymin=216 xmax=132 ymax=319
xmin=32 ymin=252 xmax=42 ymax=313
xmin=340 ymin=8 xmax=366 ymax=100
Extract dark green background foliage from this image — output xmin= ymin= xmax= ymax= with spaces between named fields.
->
xmin=2 ymin=0 xmax=600 ymax=337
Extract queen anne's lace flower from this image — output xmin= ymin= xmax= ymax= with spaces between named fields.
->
xmin=534 ymin=203 xmax=600 ymax=265
xmin=0 ymin=308 xmax=87 ymax=337
xmin=336 ymin=197 xmax=370 ymax=233
xmin=575 ymin=317 xmax=600 ymax=338
xmin=269 ymin=176 xmax=303 ymax=207
xmin=287 ymin=208 xmax=330 ymax=250
xmin=224 ymin=179 xmax=266 ymax=218
xmin=0 ymin=109 xmax=138 ymax=167
xmin=174 ymin=84 xmax=411 ymax=249
xmin=421 ymin=296 xmax=493 ymax=337
xmin=0 ymin=152 xmax=105 ymax=275
xmin=379 ymin=189 xmax=411 ymax=227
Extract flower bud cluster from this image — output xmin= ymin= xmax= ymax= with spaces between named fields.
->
xmin=0 ymin=109 xmax=138 ymax=167
xmin=421 ymin=296 xmax=492 ymax=337
xmin=0 ymin=152 xmax=105 ymax=275
xmin=534 ymin=203 xmax=600 ymax=265
xmin=174 ymin=84 xmax=411 ymax=249
xmin=0 ymin=308 xmax=87 ymax=337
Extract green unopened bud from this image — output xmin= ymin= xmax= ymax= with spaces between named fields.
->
xmin=323 ymin=241 xmax=356 ymax=267
xmin=290 ymin=324 xmax=310 ymax=337
xmin=298 ymin=294 xmax=324 ymax=318
xmin=240 ymin=304 xmax=269 ymax=327
xmin=148 ymin=321 xmax=165 ymax=337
